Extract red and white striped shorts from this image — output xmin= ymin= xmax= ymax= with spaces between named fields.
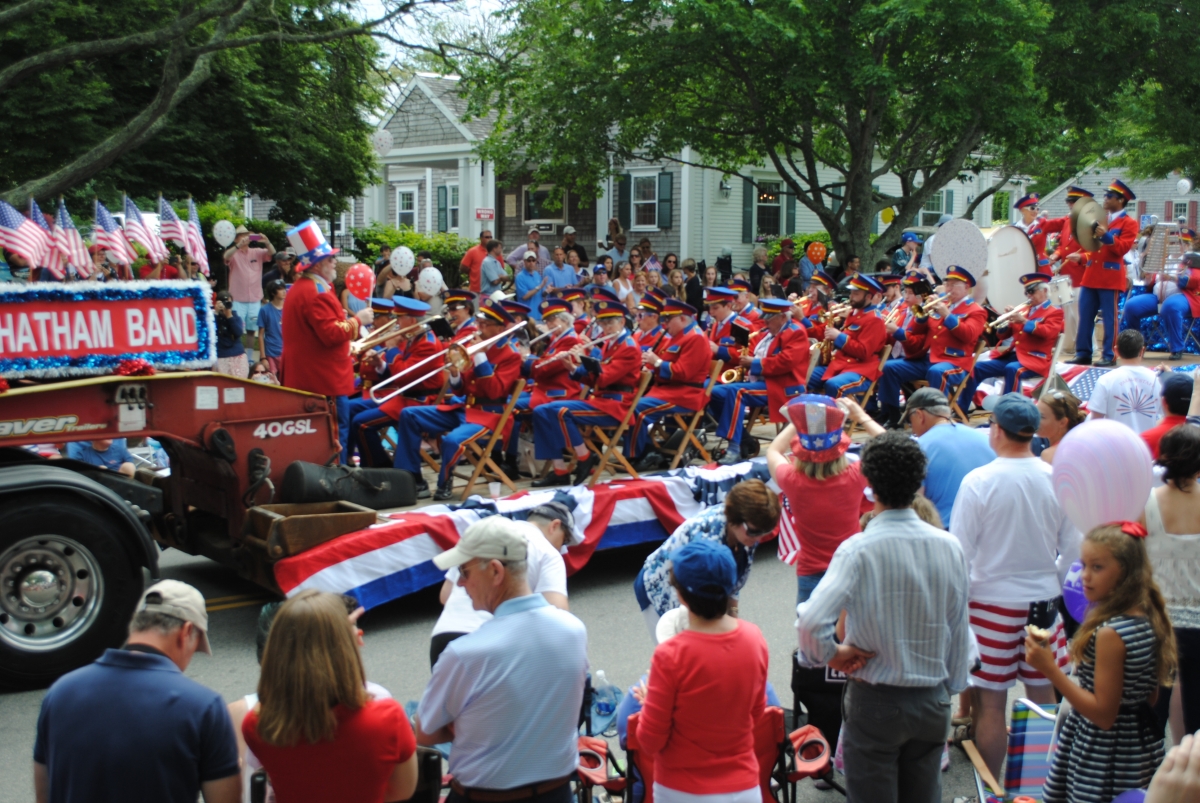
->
xmin=968 ymin=600 xmax=1069 ymax=690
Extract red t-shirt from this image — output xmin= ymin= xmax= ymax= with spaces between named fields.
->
xmin=637 ymin=621 xmax=769 ymax=795
xmin=461 ymin=243 xmax=488 ymax=293
xmin=774 ymin=460 xmax=870 ymax=576
xmin=137 ymin=264 xmax=180 ymax=280
xmin=243 ymin=698 xmax=415 ymax=803
xmin=1142 ymin=414 xmax=1188 ymax=459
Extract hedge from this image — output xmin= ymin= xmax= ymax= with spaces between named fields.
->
xmin=763 ymin=232 xmax=880 ymax=262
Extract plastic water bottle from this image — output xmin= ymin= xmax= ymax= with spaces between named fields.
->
xmin=591 ymin=670 xmax=619 ymax=736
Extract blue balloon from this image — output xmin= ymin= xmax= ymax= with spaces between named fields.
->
xmin=1111 ymin=789 xmax=1146 ymax=803
xmin=1062 ymin=560 xmax=1092 ymax=623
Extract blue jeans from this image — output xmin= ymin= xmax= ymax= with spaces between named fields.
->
xmin=797 ymin=572 xmax=826 ymax=605
xmin=334 ymin=395 xmax=350 ymax=463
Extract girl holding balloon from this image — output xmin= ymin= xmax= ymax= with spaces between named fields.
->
xmin=1026 ymin=522 xmax=1176 ymax=803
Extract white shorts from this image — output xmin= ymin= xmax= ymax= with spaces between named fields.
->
xmin=653 ymin=783 xmax=760 ymax=803
xmin=232 ymin=300 xmax=260 ymax=330
xmin=968 ymin=600 xmax=1069 ymax=690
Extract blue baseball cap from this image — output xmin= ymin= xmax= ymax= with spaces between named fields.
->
xmin=901 ymin=232 xmax=923 ymax=244
xmin=982 ymin=392 xmax=1041 ymax=435
xmin=670 ymin=540 xmax=737 ymax=599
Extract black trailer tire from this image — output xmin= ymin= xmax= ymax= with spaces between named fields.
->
xmin=0 ymin=494 xmax=143 ymax=688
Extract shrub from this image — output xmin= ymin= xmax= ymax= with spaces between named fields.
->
xmin=764 ymin=232 xmax=880 ymax=262
xmin=348 ymin=223 xmax=477 ymax=288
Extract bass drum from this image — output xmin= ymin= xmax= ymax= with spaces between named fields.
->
xmin=986 ymin=226 xmax=1036 ymax=313
xmin=929 ymin=219 xmax=988 ymax=302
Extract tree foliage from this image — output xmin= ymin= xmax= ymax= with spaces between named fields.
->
xmin=0 ymin=0 xmax=438 ymax=220
xmin=455 ymin=0 xmax=1156 ymax=263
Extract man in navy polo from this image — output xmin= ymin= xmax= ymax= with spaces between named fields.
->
xmin=33 ymin=580 xmax=239 ymax=803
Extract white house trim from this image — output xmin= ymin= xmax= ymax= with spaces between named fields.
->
xmin=414 ymin=78 xmax=477 ymax=143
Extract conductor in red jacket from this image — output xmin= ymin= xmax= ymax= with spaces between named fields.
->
xmin=281 ymin=219 xmax=373 ymax=461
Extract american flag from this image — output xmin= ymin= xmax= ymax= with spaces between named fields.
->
xmin=28 ymin=199 xmax=58 ymax=276
xmin=0 ymin=199 xmax=48 ymax=266
xmin=1060 ymin=365 xmax=1106 ymax=404
xmin=186 ymin=197 xmax=209 ymax=275
xmin=55 ymin=199 xmax=93 ymax=278
xmin=776 ymin=493 xmax=801 ymax=565
xmin=93 ymin=200 xmax=138 ymax=265
xmin=158 ymin=197 xmax=189 ymax=249
xmin=123 ymin=195 xmax=169 ymax=263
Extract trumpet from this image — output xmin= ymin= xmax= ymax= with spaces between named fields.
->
xmin=986 ymin=303 xmax=1031 ymax=331
xmin=719 ymin=366 xmax=746 ymax=384
xmin=920 ymin=293 xmax=950 ymax=313
xmin=351 ymin=316 xmax=441 ymax=355
xmin=370 ymin=323 xmax=524 ymax=404
xmin=883 ymin=304 xmax=907 ymax=326
xmin=827 ymin=302 xmax=852 ymax=317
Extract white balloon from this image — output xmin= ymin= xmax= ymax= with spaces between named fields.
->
xmin=213 ymin=220 xmax=236 ymax=247
xmin=372 ymin=129 xmax=394 ymax=156
xmin=393 ymin=245 xmax=415 ymax=272
xmin=1179 ymin=178 xmax=1193 ymax=195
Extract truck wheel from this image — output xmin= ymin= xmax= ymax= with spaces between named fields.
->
xmin=0 ymin=494 xmax=143 ymax=688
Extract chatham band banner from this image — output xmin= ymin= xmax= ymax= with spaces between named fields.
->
xmin=0 ymin=280 xmax=216 ymax=378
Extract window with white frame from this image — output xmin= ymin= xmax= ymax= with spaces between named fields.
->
xmin=756 ymin=181 xmax=782 ymax=237
xmin=524 ymin=184 xmax=567 ymax=224
xmin=1175 ymin=202 xmax=1189 ymax=222
xmin=921 ymin=191 xmax=945 ymax=227
xmin=632 ymin=175 xmax=659 ymax=228
xmin=396 ymin=187 xmax=417 ymax=229
xmin=448 ymin=185 xmax=460 ymax=230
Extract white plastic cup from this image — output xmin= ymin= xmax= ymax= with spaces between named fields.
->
xmin=488 ymin=482 xmax=502 ymax=499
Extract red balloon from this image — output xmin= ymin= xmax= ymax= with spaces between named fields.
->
xmin=345 ymin=263 xmax=374 ymax=301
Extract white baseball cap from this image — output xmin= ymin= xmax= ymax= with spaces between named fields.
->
xmin=434 ymin=518 xmax=530 ymax=570
xmin=562 ymin=226 xmax=577 ymax=235
xmin=136 ymin=580 xmax=212 ymax=654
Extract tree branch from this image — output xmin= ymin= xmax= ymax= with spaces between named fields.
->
xmin=961 ymin=170 xmax=1015 ymax=219
xmin=0 ymin=0 xmax=56 ymax=27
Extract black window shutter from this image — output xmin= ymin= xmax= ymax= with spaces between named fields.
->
xmin=437 ymin=186 xmax=448 ymax=233
xmin=616 ymin=174 xmax=631 ymax=232
xmin=742 ymin=177 xmax=754 ymax=243
xmin=785 ymin=191 xmax=796 ymax=236
xmin=658 ymin=173 xmax=673 ymax=229
xmin=945 ymin=190 xmax=955 ymax=217
xmin=871 ymin=184 xmax=880 ymax=235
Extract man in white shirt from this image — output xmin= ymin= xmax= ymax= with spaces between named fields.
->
xmin=429 ymin=503 xmax=577 ymax=667
xmin=1089 ymin=329 xmax=1162 ymax=434
xmin=950 ymin=393 xmax=1081 ymax=781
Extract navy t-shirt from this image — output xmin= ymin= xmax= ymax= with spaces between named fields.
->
xmin=34 ymin=648 xmax=239 ymax=803
xmin=257 ymin=303 xmax=285 ymax=358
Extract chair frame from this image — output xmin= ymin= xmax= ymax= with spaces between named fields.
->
xmin=584 ymin=371 xmax=655 ymax=488
xmin=659 ymin=360 xmax=724 ymax=470
xmin=450 ymin=379 xmax=527 ymax=501
xmin=842 ymin=346 xmax=891 ymax=436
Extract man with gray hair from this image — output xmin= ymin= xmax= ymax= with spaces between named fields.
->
xmin=417 ymin=517 xmax=588 ymax=803
xmin=33 ymin=580 xmax=239 ymax=803
xmin=428 ymin=505 xmax=578 ymax=667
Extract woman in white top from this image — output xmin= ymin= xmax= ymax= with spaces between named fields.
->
xmin=613 ymin=260 xmax=635 ymax=301
xmin=1141 ymin=423 xmax=1200 ymax=741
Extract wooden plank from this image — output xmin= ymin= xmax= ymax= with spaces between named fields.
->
xmin=961 ymin=739 xmax=1004 ymax=796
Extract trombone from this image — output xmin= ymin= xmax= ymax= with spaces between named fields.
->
xmin=351 ymin=316 xmax=441 ymax=355
xmin=986 ymin=303 xmax=1031 ymax=331
xmin=370 ymin=323 xmax=525 ymax=404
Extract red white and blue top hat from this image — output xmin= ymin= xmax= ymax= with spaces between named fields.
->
xmin=287 ymin=219 xmax=339 ymax=268
xmin=785 ymin=394 xmax=850 ymax=463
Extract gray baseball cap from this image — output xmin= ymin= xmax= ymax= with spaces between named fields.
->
xmin=433 ymin=518 xmax=529 ymax=570
xmin=136 ymin=580 xmax=211 ymax=654
xmin=901 ymin=387 xmax=952 ymax=422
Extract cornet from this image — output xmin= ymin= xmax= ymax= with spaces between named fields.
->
xmin=920 ymin=293 xmax=950 ymax=313
xmin=986 ymin=303 xmax=1031 ymax=331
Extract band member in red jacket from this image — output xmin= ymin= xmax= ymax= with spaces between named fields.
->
xmin=281 ymin=219 xmax=372 ymax=461
xmin=710 ymin=297 xmax=811 ymax=464
xmin=443 ymin=289 xmax=478 ymax=342
xmin=632 ymin=298 xmax=712 ymax=455
xmin=531 ymin=300 xmax=642 ymax=487
xmin=704 ymin=286 xmax=753 ymax=365
xmin=1047 ymin=186 xmax=1093 ymax=288
xmin=633 ymin=291 xmax=671 ymax=357
xmin=1073 ymin=179 xmax=1138 ymax=366
xmin=915 ymin=266 xmax=988 ymax=399
xmin=975 ymin=272 xmax=1064 ymax=393
xmin=875 ymin=275 xmax=934 ymax=426
xmin=349 ymin=297 xmax=441 ymax=467
xmin=807 ymin=274 xmax=887 ymax=397
xmin=728 ymin=276 xmax=764 ymax=330
xmin=393 ymin=299 xmax=521 ymax=501
xmin=526 ymin=298 xmax=582 ymax=407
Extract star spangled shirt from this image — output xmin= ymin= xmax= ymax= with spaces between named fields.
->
xmin=1088 ymin=364 xmax=1162 ymax=434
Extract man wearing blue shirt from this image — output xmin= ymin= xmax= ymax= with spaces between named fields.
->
xmin=605 ymin=234 xmax=629 ymax=264
xmin=544 ymin=247 xmax=577 ymax=289
xmin=34 ymin=580 xmax=239 ymax=803
xmin=480 ymin=240 xmax=509 ymax=296
xmin=515 ymin=251 xmax=549 ymax=321
xmin=416 ymin=518 xmax=588 ymax=803
xmin=65 ymin=439 xmax=138 ymax=477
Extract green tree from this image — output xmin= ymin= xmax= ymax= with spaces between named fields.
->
xmin=0 ymin=0 xmax=436 ymax=219
xmin=456 ymin=0 xmax=1155 ymax=264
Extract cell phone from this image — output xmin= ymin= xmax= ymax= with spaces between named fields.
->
xmin=250 ymin=234 xmax=263 ymax=242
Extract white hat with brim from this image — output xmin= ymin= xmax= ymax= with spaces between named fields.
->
xmin=433 ymin=519 xmax=530 ymax=570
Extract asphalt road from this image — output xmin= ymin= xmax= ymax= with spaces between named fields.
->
xmin=0 ymin=543 xmax=980 ymax=803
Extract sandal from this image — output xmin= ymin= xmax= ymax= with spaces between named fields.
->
xmin=950 ymin=723 xmax=973 ymax=747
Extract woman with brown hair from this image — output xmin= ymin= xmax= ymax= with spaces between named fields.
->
xmin=633 ymin=479 xmax=781 ymax=641
xmin=243 ymin=591 xmax=418 ymax=803
xmin=665 ymin=268 xmax=686 ymax=300
xmin=1036 ymin=389 xmax=1085 ymax=464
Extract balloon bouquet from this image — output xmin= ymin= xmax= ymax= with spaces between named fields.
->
xmin=1051 ymin=419 xmax=1154 ymax=621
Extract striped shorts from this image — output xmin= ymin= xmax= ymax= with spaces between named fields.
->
xmin=968 ymin=600 xmax=1069 ymax=690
